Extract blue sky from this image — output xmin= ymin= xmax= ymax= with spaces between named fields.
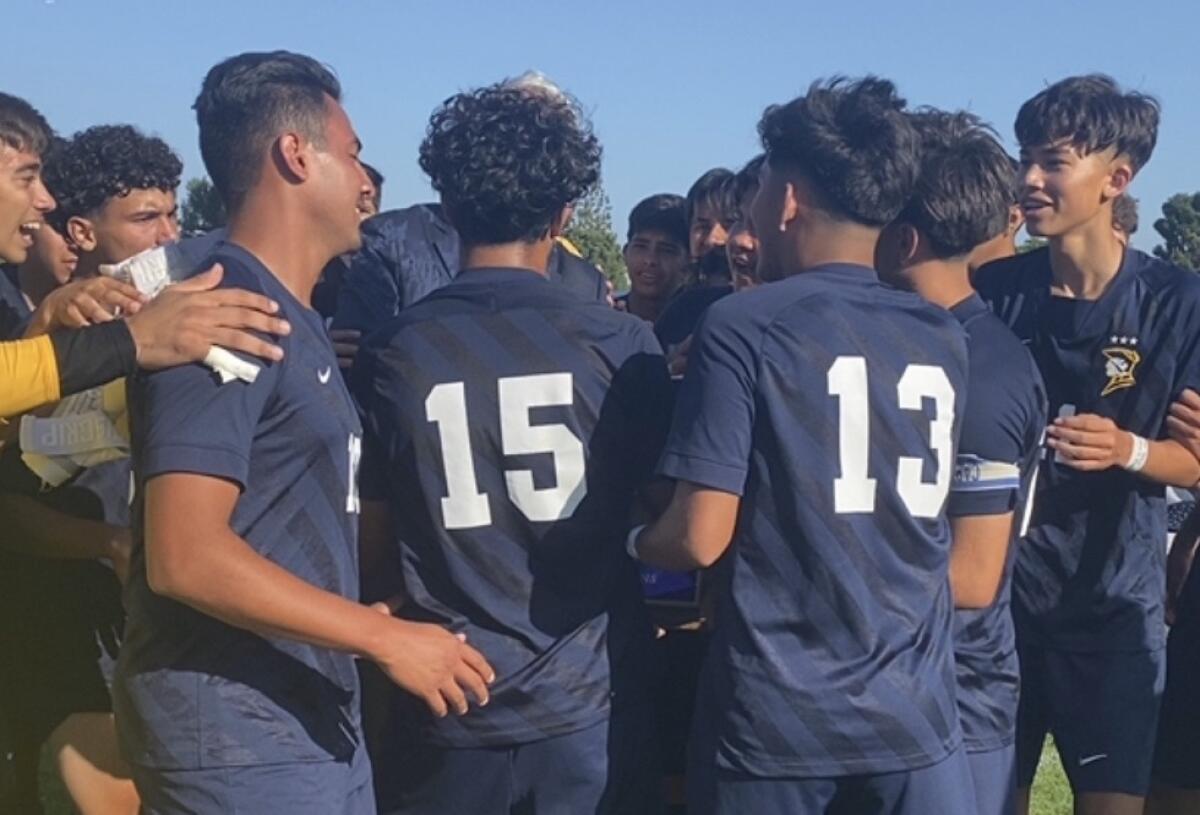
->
xmin=3 ymin=0 xmax=1198 ymax=251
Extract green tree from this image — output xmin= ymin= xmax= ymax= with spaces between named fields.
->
xmin=180 ymin=177 xmax=226 ymax=235
xmin=1017 ymin=236 xmax=1047 ymax=254
xmin=1153 ymin=192 xmax=1200 ymax=271
xmin=565 ymin=184 xmax=628 ymax=291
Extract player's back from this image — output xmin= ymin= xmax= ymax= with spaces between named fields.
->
xmin=355 ymin=267 xmax=671 ymax=748
xmin=665 ymin=264 xmax=969 ymax=777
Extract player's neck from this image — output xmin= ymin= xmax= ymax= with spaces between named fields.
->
xmin=793 ymin=224 xmax=879 ymax=275
xmin=1047 ymin=210 xmax=1125 ymax=300
xmin=226 ymin=202 xmax=331 ymax=308
xmin=461 ymin=242 xmax=552 ymax=277
xmin=967 ymin=235 xmax=1016 ymax=276
xmin=906 ymin=260 xmax=975 ymax=310
xmin=626 ymin=290 xmax=668 ymax=322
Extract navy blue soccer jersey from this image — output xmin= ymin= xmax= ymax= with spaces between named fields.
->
xmin=977 ymin=247 xmax=1200 ymax=652
xmin=662 ymin=263 xmax=969 ymax=777
xmin=654 ymin=284 xmax=733 ymax=351
xmin=117 ymin=242 xmax=365 ymax=770
xmin=353 ymin=267 xmax=672 ymax=748
xmin=946 ymin=294 xmax=1047 ymax=753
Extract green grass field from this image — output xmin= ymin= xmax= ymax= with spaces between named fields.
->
xmin=1031 ymin=739 xmax=1074 ymax=815
xmin=36 ymin=738 xmax=1079 ymax=814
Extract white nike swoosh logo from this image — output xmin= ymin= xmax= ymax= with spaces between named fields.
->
xmin=318 ymin=367 xmax=332 ymax=384
xmin=1079 ymin=753 xmax=1108 ymax=767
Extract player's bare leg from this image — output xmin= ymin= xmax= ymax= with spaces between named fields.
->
xmin=1075 ymin=792 xmax=1148 ymax=815
xmin=47 ymin=712 xmax=139 ymax=815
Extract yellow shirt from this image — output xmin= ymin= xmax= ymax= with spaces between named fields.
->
xmin=0 ymin=335 xmax=61 ymax=418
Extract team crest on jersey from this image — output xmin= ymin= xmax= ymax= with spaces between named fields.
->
xmin=1101 ymin=336 xmax=1140 ymax=397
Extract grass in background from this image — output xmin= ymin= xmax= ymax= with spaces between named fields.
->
xmin=1031 ymin=738 xmax=1073 ymax=815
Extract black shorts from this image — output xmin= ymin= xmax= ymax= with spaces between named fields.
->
xmin=1016 ymin=642 xmax=1164 ymax=796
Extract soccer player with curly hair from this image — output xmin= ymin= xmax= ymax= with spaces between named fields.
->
xmin=352 ymin=78 xmax=672 ymax=815
xmin=43 ymin=124 xmax=182 ymax=278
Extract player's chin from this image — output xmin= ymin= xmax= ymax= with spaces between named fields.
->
xmin=0 ymin=235 xmax=28 ymax=265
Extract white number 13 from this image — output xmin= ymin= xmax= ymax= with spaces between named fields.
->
xmin=426 ymin=373 xmax=588 ymax=529
xmin=828 ymin=356 xmax=955 ymax=518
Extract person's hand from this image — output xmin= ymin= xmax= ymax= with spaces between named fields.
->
xmin=25 ymin=276 xmax=147 ymax=336
xmin=367 ymin=602 xmax=495 ymax=718
xmin=1046 ymin=413 xmax=1132 ymax=471
xmin=329 ymin=329 xmax=361 ymax=371
xmin=666 ymin=335 xmax=693 ymax=378
xmin=1167 ymin=389 xmax=1200 ymax=462
xmin=105 ymin=526 xmax=133 ymax=587
xmin=125 ymin=264 xmax=291 ymax=370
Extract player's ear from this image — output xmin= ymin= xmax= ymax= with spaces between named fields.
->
xmin=1007 ymin=204 xmax=1025 ymax=236
xmin=273 ymin=131 xmax=311 ymax=183
xmin=781 ymin=181 xmax=801 ymax=232
xmin=1103 ymin=156 xmax=1134 ymax=200
xmin=65 ymin=215 xmax=96 ymax=253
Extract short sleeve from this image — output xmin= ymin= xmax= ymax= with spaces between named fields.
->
xmin=132 ymin=356 xmax=280 ymax=490
xmin=1170 ymin=284 xmax=1200 ymax=402
xmin=947 ymin=349 xmax=1040 ymax=518
xmin=130 ymin=264 xmax=281 ymax=489
xmin=657 ymin=300 xmax=759 ymax=495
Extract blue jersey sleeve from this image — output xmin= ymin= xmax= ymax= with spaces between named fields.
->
xmin=133 ymin=266 xmax=282 ymax=489
xmin=948 ymin=346 xmax=1042 ymax=517
xmin=1170 ymin=286 xmax=1200 ymax=401
xmin=657 ymin=300 xmax=759 ymax=495
xmin=134 ymin=358 xmax=280 ymax=489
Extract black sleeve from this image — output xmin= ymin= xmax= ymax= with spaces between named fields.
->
xmin=48 ymin=321 xmax=137 ymax=397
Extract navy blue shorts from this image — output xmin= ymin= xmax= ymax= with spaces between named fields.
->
xmin=379 ymin=709 xmax=661 ymax=815
xmin=967 ymin=744 xmax=1015 ymax=815
xmin=131 ymin=748 xmax=375 ymax=815
xmin=1016 ymin=643 xmax=1164 ymax=796
xmin=1153 ymin=621 xmax=1200 ymax=789
xmin=686 ymin=747 xmax=974 ymax=815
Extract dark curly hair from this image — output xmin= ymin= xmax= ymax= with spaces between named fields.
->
xmin=43 ymin=124 xmax=181 ymax=230
xmin=758 ymin=76 xmax=920 ymax=227
xmin=419 ymin=80 xmax=601 ymax=246
xmin=1016 ymin=74 xmax=1159 ymax=172
xmin=896 ymin=110 xmax=1015 ymax=258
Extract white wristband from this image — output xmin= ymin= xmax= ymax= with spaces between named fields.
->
xmin=625 ymin=524 xmax=647 ymax=561
xmin=1124 ymin=434 xmax=1150 ymax=472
